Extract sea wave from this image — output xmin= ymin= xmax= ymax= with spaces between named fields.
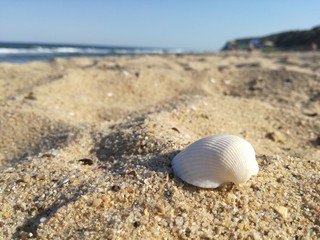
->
xmin=0 ymin=42 xmax=193 ymax=62
xmin=0 ymin=47 xmax=188 ymax=56
xmin=0 ymin=47 xmax=112 ymax=55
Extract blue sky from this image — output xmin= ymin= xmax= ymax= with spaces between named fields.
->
xmin=1 ymin=0 xmax=319 ymax=50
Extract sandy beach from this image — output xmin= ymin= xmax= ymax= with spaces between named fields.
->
xmin=0 ymin=51 xmax=319 ymax=239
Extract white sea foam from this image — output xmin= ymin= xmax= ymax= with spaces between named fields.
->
xmin=0 ymin=45 xmax=192 ymax=56
xmin=0 ymin=47 xmax=109 ymax=55
xmin=0 ymin=43 xmax=194 ymax=63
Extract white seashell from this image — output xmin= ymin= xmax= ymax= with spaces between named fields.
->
xmin=172 ymin=134 xmax=259 ymax=188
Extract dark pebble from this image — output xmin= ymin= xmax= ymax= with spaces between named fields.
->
xmin=24 ymin=92 xmax=37 ymax=100
xmin=303 ymin=112 xmax=317 ymax=117
xmin=133 ymin=221 xmax=140 ymax=228
xmin=284 ymin=165 xmax=291 ymax=169
xmin=127 ymin=170 xmax=137 ymax=177
xmin=78 ymin=158 xmax=94 ymax=165
xmin=276 ymin=178 xmax=283 ymax=183
xmin=312 ymin=135 xmax=320 ymax=146
xmin=111 ymin=185 xmax=121 ymax=192
xmin=291 ymin=173 xmax=302 ymax=180
xmin=171 ymin=127 xmax=180 ymax=133
xmin=40 ymin=153 xmax=55 ymax=158
xmin=185 ymin=228 xmax=191 ymax=237
xmin=15 ymin=179 xmax=25 ymax=184
xmin=265 ymin=132 xmax=275 ymax=141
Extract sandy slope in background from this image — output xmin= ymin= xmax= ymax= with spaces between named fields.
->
xmin=0 ymin=51 xmax=319 ymax=239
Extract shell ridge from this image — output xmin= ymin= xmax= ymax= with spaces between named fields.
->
xmin=220 ymin=138 xmax=241 ymax=182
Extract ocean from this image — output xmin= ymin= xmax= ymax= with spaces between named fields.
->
xmin=0 ymin=42 xmax=187 ymax=63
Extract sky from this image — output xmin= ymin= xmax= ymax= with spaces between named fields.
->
xmin=0 ymin=0 xmax=319 ymax=51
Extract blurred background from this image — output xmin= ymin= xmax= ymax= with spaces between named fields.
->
xmin=0 ymin=0 xmax=319 ymax=62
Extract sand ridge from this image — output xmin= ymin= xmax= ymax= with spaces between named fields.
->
xmin=0 ymin=52 xmax=319 ymax=239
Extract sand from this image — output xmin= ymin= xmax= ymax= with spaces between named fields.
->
xmin=0 ymin=51 xmax=319 ymax=239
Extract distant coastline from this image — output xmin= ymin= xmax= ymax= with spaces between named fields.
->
xmin=222 ymin=25 xmax=320 ymax=51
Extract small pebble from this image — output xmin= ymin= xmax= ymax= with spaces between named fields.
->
xmin=171 ymin=127 xmax=180 ymax=133
xmin=274 ymin=206 xmax=288 ymax=219
xmin=78 ymin=158 xmax=94 ymax=166
xmin=133 ymin=221 xmax=140 ymax=228
xmin=265 ymin=131 xmax=285 ymax=143
xmin=92 ymin=198 xmax=102 ymax=207
xmin=175 ymin=216 xmax=184 ymax=226
xmin=143 ymin=208 xmax=149 ymax=216
xmin=111 ymin=185 xmax=121 ymax=192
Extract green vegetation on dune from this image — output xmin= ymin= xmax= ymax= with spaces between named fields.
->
xmin=222 ymin=26 xmax=320 ymax=51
